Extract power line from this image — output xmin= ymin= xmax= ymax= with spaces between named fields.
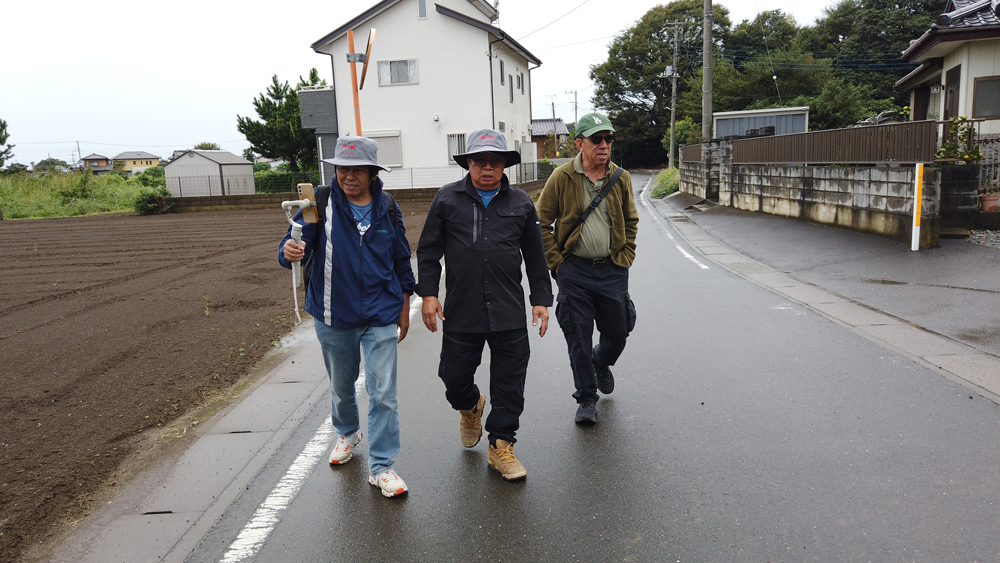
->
xmin=532 ymin=35 xmax=615 ymax=51
xmin=517 ymin=0 xmax=593 ymax=41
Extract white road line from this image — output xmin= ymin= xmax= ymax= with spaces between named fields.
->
xmin=639 ymin=177 xmax=710 ymax=270
xmin=219 ymin=419 xmax=334 ymax=563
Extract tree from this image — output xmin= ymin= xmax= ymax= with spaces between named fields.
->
xmin=822 ymin=0 xmax=939 ymax=104
xmin=661 ymin=117 xmax=700 ymax=164
xmin=0 ymin=119 xmax=14 ymax=168
xmin=725 ymin=10 xmax=799 ymax=70
xmin=194 ymin=142 xmax=221 ymax=150
xmin=237 ymin=68 xmax=326 ymax=173
xmin=590 ymin=1 xmax=731 ymax=166
xmin=242 ymin=147 xmax=256 ymax=162
xmin=678 ymin=51 xmax=833 ymax=118
xmin=33 ymin=158 xmax=70 ymax=174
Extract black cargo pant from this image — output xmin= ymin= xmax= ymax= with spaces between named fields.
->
xmin=438 ymin=328 xmax=530 ymax=446
xmin=555 ymin=256 xmax=636 ymax=404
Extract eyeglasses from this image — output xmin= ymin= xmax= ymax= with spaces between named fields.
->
xmin=469 ymin=155 xmax=506 ymax=168
xmin=587 ymin=134 xmax=615 ymax=145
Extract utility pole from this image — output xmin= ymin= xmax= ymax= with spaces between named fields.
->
xmin=663 ymin=22 xmax=683 ymax=169
xmin=565 ymin=89 xmax=578 ymax=127
xmin=702 ymin=0 xmax=713 ymax=141
xmin=551 ymin=100 xmax=558 ymax=157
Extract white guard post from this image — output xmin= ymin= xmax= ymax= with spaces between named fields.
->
xmin=281 ymin=199 xmax=315 ymax=323
xmin=911 ymin=163 xmax=924 ymax=251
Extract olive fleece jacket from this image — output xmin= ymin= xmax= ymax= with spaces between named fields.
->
xmin=535 ymin=160 xmax=639 ymax=271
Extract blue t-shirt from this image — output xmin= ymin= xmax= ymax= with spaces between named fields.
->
xmin=347 ymin=199 xmax=374 ymax=235
xmin=476 ymin=187 xmax=500 ymax=207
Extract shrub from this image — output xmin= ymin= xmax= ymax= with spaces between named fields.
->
xmin=651 ymin=168 xmax=680 ymax=199
xmin=254 ymin=170 xmax=319 ymax=194
xmin=134 ymin=186 xmax=174 ymax=215
xmin=538 ymin=160 xmax=556 ymax=179
xmin=135 ymin=165 xmax=166 ymax=187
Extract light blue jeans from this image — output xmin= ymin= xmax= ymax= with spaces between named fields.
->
xmin=313 ymin=321 xmax=400 ymax=475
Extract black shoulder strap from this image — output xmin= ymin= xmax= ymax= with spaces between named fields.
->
xmin=314 ymin=185 xmax=331 ymax=219
xmin=558 ymin=166 xmax=626 ymax=253
xmin=383 ymin=190 xmax=398 ymax=224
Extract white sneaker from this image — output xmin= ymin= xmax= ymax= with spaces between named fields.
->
xmin=329 ymin=432 xmax=362 ymax=465
xmin=369 ymin=469 xmax=408 ymax=497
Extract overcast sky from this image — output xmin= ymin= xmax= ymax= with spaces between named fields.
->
xmin=2 ymin=0 xmax=838 ymax=166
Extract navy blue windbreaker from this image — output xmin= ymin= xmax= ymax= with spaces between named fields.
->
xmin=278 ymin=177 xmax=415 ymax=329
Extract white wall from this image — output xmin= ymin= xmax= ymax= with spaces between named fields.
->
xmin=967 ymin=39 xmax=1000 ymax=136
xmin=317 ymin=0 xmax=533 ymax=171
xmin=943 ymin=40 xmax=1000 ymax=136
xmin=221 ymin=164 xmax=255 ymax=195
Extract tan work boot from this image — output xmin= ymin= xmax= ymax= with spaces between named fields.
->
xmin=459 ymin=393 xmax=485 ymax=447
xmin=488 ymin=439 xmax=527 ymax=481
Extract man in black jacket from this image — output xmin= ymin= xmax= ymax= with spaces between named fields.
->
xmin=416 ymin=129 xmax=552 ymax=481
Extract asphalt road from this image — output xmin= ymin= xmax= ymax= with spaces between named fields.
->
xmin=56 ymin=174 xmax=1000 ymax=562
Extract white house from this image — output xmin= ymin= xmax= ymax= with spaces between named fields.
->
xmin=897 ymin=0 xmax=1000 ymax=136
xmin=164 ymin=150 xmax=255 ymax=197
xmin=309 ymin=0 xmax=540 ymax=187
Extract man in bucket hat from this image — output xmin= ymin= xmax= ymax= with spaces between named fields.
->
xmin=279 ymin=135 xmax=414 ymax=497
xmin=415 ymin=129 xmax=552 ymax=481
xmin=536 ymin=112 xmax=638 ymax=424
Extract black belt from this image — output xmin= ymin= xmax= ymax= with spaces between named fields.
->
xmin=565 ymin=254 xmax=612 ymax=268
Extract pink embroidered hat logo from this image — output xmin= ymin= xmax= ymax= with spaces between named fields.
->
xmin=321 ymin=135 xmax=390 ymax=172
xmin=453 ymin=128 xmax=521 ymax=169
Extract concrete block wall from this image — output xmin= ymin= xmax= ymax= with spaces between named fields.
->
xmin=680 ymin=139 xmax=944 ymax=248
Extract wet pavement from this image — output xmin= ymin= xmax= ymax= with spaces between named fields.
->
xmin=46 ymin=177 xmax=1000 ymax=563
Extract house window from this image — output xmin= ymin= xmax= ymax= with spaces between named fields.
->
xmin=500 ymin=61 xmax=504 ymax=85
xmin=418 ymin=0 xmax=426 ymax=18
xmin=509 ymin=77 xmax=514 ymax=103
xmin=973 ymin=76 xmax=1000 ymax=119
xmin=378 ymin=60 xmax=417 ymax=85
xmin=498 ymin=121 xmax=506 ymax=132
xmin=366 ymin=130 xmax=402 ymax=167
xmin=447 ymin=133 xmax=466 ymax=165
xmin=520 ymin=72 xmax=525 ymax=94
xmin=945 ymin=65 xmax=961 ymax=119
xmin=516 ymin=74 xmax=521 ymax=90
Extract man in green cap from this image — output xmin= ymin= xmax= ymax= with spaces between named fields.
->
xmin=536 ymin=112 xmax=638 ymax=424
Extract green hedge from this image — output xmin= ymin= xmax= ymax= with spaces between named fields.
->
xmin=255 ymin=171 xmax=320 ymax=194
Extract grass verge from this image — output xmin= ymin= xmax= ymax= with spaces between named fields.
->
xmin=650 ymin=168 xmax=680 ymax=199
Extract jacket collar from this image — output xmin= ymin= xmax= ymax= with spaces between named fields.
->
xmin=454 ymin=173 xmax=510 ymax=197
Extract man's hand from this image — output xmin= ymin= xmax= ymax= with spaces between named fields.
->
xmin=397 ymin=293 xmax=411 ymax=343
xmin=283 ymin=239 xmax=306 ymax=262
xmin=421 ymin=296 xmax=445 ymax=332
xmin=532 ymin=305 xmax=549 ymax=337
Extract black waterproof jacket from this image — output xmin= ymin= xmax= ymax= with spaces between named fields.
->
xmin=415 ymin=174 xmax=552 ymax=333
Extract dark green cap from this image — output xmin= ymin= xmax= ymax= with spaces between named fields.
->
xmin=575 ymin=112 xmax=614 ymax=138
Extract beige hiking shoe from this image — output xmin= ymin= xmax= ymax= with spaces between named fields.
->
xmin=459 ymin=393 xmax=486 ymax=447
xmin=488 ymin=439 xmax=527 ymax=481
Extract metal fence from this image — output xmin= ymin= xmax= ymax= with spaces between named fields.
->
xmin=730 ymin=120 xmax=938 ymax=164
xmin=982 ymin=135 xmax=1000 ymax=190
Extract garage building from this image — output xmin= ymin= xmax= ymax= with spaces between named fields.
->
xmin=165 ymin=150 xmax=255 ymax=197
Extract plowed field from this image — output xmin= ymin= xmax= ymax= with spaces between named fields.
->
xmin=0 ymin=204 xmax=429 ymax=561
